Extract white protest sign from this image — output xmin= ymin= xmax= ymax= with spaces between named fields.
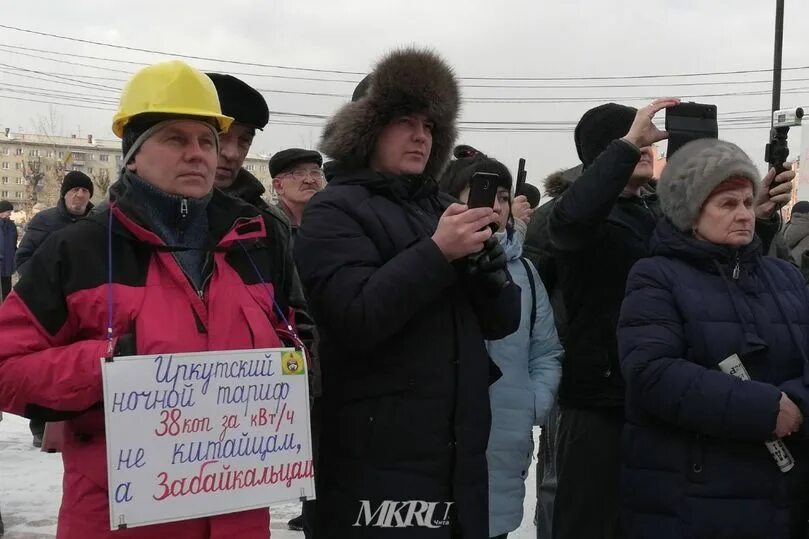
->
xmin=101 ymin=348 xmax=314 ymax=530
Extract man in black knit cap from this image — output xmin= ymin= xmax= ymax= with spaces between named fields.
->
xmin=13 ymin=170 xmax=94 ymax=446
xmin=549 ymin=98 xmax=796 ymax=539
xmin=15 ymin=171 xmax=94 ymax=277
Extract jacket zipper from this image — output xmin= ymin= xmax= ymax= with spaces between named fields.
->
xmin=732 ymin=252 xmax=741 ymax=280
xmin=179 ymin=198 xmax=188 ymax=243
xmin=198 ymin=251 xmax=213 ymax=300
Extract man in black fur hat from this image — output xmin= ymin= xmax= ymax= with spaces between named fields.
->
xmin=294 ymin=48 xmax=521 ymax=538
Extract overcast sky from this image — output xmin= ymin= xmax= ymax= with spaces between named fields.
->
xmin=0 ymin=0 xmax=807 ymax=189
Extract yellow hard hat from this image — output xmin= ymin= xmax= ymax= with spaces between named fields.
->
xmin=112 ymin=60 xmax=234 ymax=138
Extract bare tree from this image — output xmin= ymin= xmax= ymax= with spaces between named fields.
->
xmin=21 ymin=156 xmax=45 ymax=211
xmin=92 ymin=168 xmax=111 ymax=197
xmin=33 ymin=107 xmax=64 ymax=139
xmin=28 ymin=110 xmax=70 ymax=207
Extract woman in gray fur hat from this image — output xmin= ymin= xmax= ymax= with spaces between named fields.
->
xmin=617 ymin=139 xmax=809 ymax=539
xmin=294 ymin=48 xmax=521 ymax=538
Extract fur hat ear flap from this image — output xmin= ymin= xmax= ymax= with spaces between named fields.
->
xmin=320 ymin=47 xmax=460 ymax=178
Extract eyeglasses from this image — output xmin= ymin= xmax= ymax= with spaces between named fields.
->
xmin=279 ymin=169 xmax=325 ymax=182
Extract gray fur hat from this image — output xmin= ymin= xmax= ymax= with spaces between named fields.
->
xmin=319 ymin=47 xmax=460 ymax=179
xmin=658 ymin=139 xmax=760 ymax=232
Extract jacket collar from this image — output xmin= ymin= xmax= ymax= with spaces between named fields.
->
xmin=651 ymin=218 xmax=761 ymax=276
xmin=328 ymin=164 xmax=439 ymax=202
xmin=222 ymin=168 xmax=266 ymax=206
xmin=104 ymin=171 xmax=266 ymax=247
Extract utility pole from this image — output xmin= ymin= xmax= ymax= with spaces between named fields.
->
xmin=771 ymin=0 xmax=785 ymax=115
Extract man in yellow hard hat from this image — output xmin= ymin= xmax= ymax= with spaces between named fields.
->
xmin=0 ymin=60 xmax=311 ymax=539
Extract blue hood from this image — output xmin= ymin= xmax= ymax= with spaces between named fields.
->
xmin=498 ymin=223 xmax=524 ymax=263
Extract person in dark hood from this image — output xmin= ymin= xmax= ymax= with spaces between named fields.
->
xmin=618 ymin=139 xmax=809 ymax=539
xmin=784 ymin=200 xmax=809 ymax=262
xmin=15 ymin=171 xmax=94 ymax=278
xmin=270 ymin=148 xmax=324 ymax=236
xmin=548 ymin=99 xmax=795 ymax=539
xmin=0 ymin=199 xmax=16 ymax=303
xmin=294 ymin=48 xmax=521 ymax=539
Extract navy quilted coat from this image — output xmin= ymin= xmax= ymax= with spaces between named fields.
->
xmin=618 ymin=218 xmax=809 ymax=539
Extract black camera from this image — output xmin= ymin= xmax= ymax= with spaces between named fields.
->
xmin=766 ymin=107 xmax=804 ymax=174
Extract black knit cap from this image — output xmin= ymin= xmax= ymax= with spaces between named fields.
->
xmin=207 ymin=73 xmax=269 ymax=130
xmin=439 ymin=150 xmax=512 ymax=200
xmin=574 ymin=103 xmax=637 ymax=168
xmin=270 ymin=148 xmax=323 ymax=177
xmin=61 ymin=171 xmax=94 ymax=198
xmin=0 ymin=200 xmax=13 ymax=212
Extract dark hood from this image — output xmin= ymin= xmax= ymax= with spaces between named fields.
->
xmin=783 ymin=213 xmax=809 ymax=250
xmin=222 ymin=168 xmax=266 ymax=207
xmin=543 ymin=165 xmax=583 ymax=198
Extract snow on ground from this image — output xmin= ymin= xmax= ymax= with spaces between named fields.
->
xmin=1 ymin=413 xmax=540 ymax=538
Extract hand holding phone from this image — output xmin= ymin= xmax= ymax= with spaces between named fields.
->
xmin=623 ymin=98 xmax=680 ymax=148
xmin=432 ymin=203 xmax=494 ymax=262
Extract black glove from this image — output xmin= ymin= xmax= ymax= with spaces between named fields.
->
xmin=468 ymin=236 xmax=507 ymax=273
xmin=467 ymin=237 xmax=510 ymax=291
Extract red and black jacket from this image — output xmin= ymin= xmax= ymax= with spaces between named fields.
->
xmin=0 ymin=172 xmax=310 ymax=423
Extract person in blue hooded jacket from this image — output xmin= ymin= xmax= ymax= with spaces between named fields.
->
xmin=440 ymin=150 xmax=563 ymax=539
xmin=618 ymin=138 xmax=809 ymax=539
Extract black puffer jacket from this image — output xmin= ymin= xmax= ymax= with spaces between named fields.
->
xmin=15 ymin=199 xmax=94 ymax=276
xmin=294 ymin=165 xmax=520 ymax=539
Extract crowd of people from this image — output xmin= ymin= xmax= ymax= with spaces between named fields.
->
xmin=0 ymin=45 xmax=808 ymax=539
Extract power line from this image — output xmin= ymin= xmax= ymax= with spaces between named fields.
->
xmin=6 ymin=43 xmax=809 ymax=90
xmin=3 ymin=23 xmax=809 ymax=82
xmin=4 ymin=60 xmax=808 ymax=107
xmin=0 ymin=75 xmax=778 ymax=126
xmin=0 ymin=45 xmax=134 ymax=75
xmin=0 ymin=66 xmax=124 ymax=92
xmin=0 ymin=43 xmax=362 ymax=83
xmin=0 ymin=62 xmax=119 ymax=91
xmin=0 ymin=24 xmax=366 ymax=75
xmin=6 ymin=42 xmax=809 ymax=90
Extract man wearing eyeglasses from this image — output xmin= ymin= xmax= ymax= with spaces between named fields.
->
xmin=269 ymin=147 xmax=324 ymax=536
xmin=270 ymin=148 xmax=325 ymax=238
